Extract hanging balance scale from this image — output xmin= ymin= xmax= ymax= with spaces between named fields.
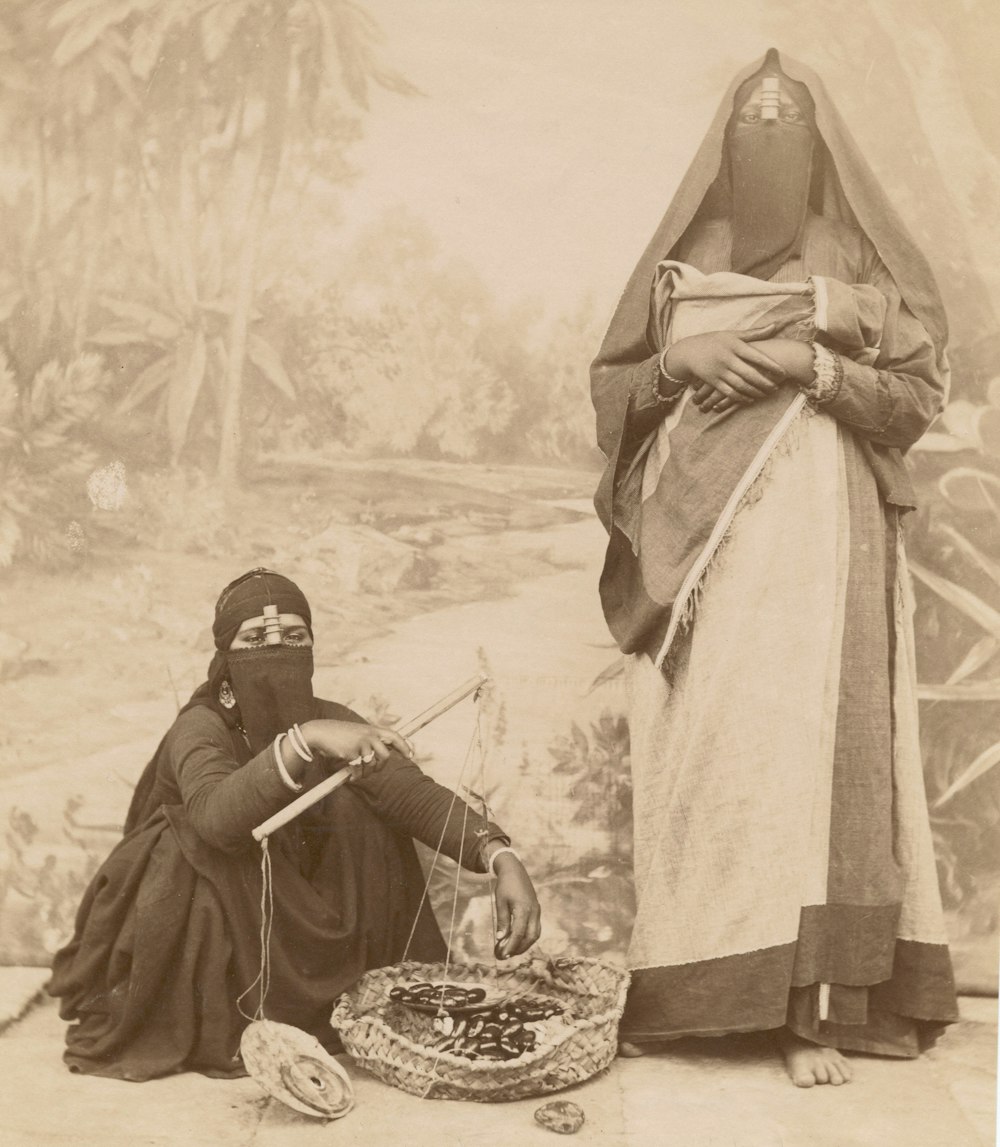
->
xmin=239 ymin=674 xmax=494 ymax=1119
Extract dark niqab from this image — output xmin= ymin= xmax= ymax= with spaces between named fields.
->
xmin=727 ymin=50 xmax=818 ymax=280
xmin=728 ymin=120 xmax=815 ymax=279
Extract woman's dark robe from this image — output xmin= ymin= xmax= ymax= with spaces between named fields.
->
xmin=48 ymin=699 xmax=505 ymax=1081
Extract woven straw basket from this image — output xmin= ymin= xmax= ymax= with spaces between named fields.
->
xmin=330 ymin=956 xmax=630 ymax=1102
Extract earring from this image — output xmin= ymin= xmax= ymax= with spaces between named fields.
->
xmin=219 ymin=680 xmax=236 ymax=709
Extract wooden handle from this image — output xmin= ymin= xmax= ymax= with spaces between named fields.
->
xmin=251 ymin=674 xmax=489 ymax=841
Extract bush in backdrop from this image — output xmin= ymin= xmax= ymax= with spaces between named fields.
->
xmin=907 ymin=383 xmax=1000 ymax=940
xmin=266 ymin=210 xmax=603 ymax=468
xmin=0 ymin=348 xmax=114 ymax=568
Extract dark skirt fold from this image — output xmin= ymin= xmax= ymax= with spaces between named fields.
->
xmin=49 ymin=787 xmax=446 ymax=1080
xmin=622 ymin=916 xmax=958 ymax=1056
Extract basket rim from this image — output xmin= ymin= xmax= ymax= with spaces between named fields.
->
xmin=343 ymin=955 xmax=630 ymax=993
xmin=331 ymin=956 xmax=630 ymax=1076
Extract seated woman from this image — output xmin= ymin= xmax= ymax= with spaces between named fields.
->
xmin=48 ymin=568 xmax=541 ymax=1081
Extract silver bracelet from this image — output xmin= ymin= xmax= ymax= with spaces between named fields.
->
xmin=655 ymin=346 xmax=688 ymax=403
xmin=273 ymin=733 xmax=304 ymax=792
xmin=488 ymin=844 xmax=521 ymax=877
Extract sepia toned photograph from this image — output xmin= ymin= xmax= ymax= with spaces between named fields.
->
xmin=0 ymin=2 xmax=996 ymax=1144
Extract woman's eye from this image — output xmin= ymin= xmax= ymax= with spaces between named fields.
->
xmin=284 ymin=630 xmax=308 ymax=644
xmin=740 ymin=112 xmax=759 ymax=124
xmin=781 ymin=109 xmax=803 ymax=123
xmin=242 ymin=632 xmax=263 ymax=644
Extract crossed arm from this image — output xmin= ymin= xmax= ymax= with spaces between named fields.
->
xmin=643 ymin=259 xmax=944 ymax=451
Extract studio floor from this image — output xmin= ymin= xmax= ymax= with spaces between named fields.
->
xmin=0 ymin=969 xmax=994 ymax=1147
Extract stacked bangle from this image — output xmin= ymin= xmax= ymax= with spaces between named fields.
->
xmin=287 ymin=724 xmax=314 ymax=762
xmin=655 ymin=346 xmax=688 ymax=403
xmin=488 ymin=844 xmax=521 ymax=877
xmin=272 ymin=733 xmax=303 ymax=792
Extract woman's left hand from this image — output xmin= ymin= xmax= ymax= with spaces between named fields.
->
xmin=492 ymin=853 xmax=541 ymax=959
xmin=693 ymin=338 xmax=816 ymax=413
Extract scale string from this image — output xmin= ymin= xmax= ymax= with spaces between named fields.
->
xmin=475 ymin=701 xmax=502 ymax=990
xmin=237 ymin=838 xmax=274 ymax=1023
xmin=406 ymin=687 xmax=493 ymax=1100
xmin=441 ymin=757 xmax=474 ymax=987
xmin=400 ymin=687 xmax=485 ymax=965
xmin=400 ymin=777 xmax=464 ymax=964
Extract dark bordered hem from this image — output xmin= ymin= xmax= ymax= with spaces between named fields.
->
xmin=621 ymin=935 xmax=958 ymax=1056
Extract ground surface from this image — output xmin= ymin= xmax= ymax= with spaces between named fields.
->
xmin=0 ymin=974 xmax=994 ymax=1146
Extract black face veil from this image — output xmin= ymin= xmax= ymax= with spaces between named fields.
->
xmin=206 ymin=568 xmax=317 ymax=755
xmin=225 ymin=645 xmax=315 ymax=756
xmin=727 ymin=52 xmax=819 ymax=281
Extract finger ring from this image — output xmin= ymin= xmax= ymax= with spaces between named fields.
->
xmin=361 ymin=751 xmax=375 ymax=764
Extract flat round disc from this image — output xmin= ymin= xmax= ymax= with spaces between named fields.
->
xmin=240 ymin=1020 xmax=355 ymax=1119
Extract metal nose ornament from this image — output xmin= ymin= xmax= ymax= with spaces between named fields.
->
xmin=262 ymin=603 xmax=283 ymax=645
xmin=760 ymin=77 xmax=780 ymax=120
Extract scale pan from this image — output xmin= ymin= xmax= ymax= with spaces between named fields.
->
xmin=240 ymin=1019 xmax=355 ymax=1119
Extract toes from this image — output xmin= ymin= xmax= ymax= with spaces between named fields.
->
xmin=813 ymin=1060 xmax=830 ymax=1085
xmin=830 ymin=1056 xmax=853 ymax=1085
xmin=792 ymin=1069 xmax=816 ymax=1088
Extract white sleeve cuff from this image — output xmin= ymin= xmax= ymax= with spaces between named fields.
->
xmin=801 ymin=342 xmax=844 ymax=405
xmin=810 ymin=275 xmax=829 ymax=333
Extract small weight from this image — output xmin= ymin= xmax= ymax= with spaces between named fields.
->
xmin=534 ymin=1100 xmax=585 ymax=1135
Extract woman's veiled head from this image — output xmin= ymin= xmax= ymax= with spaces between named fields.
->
xmin=207 ymin=569 xmax=317 ymax=754
xmin=723 ymin=50 xmax=819 ymax=280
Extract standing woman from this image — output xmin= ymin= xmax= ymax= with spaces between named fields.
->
xmin=591 ymin=50 xmax=957 ymax=1086
xmin=49 ymin=569 xmax=540 ymax=1081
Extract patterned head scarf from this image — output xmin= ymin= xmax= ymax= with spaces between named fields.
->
xmin=212 ymin=568 xmax=313 ymax=651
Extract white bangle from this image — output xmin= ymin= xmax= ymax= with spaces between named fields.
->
xmin=287 ymin=724 xmax=314 ymax=762
xmin=488 ymin=845 xmax=521 ymax=877
xmin=273 ymin=733 xmax=303 ymax=793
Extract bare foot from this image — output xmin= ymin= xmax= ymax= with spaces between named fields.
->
xmin=775 ymin=1029 xmax=853 ymax=1087
xmin=617 ymin=1040 xmax=648 ymax=1058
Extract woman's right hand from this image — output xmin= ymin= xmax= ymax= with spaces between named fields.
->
xmin=666 ymin=324 xmax=787 ymax=410
xmin=299 ymin=719 xmax=414 ymax=776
